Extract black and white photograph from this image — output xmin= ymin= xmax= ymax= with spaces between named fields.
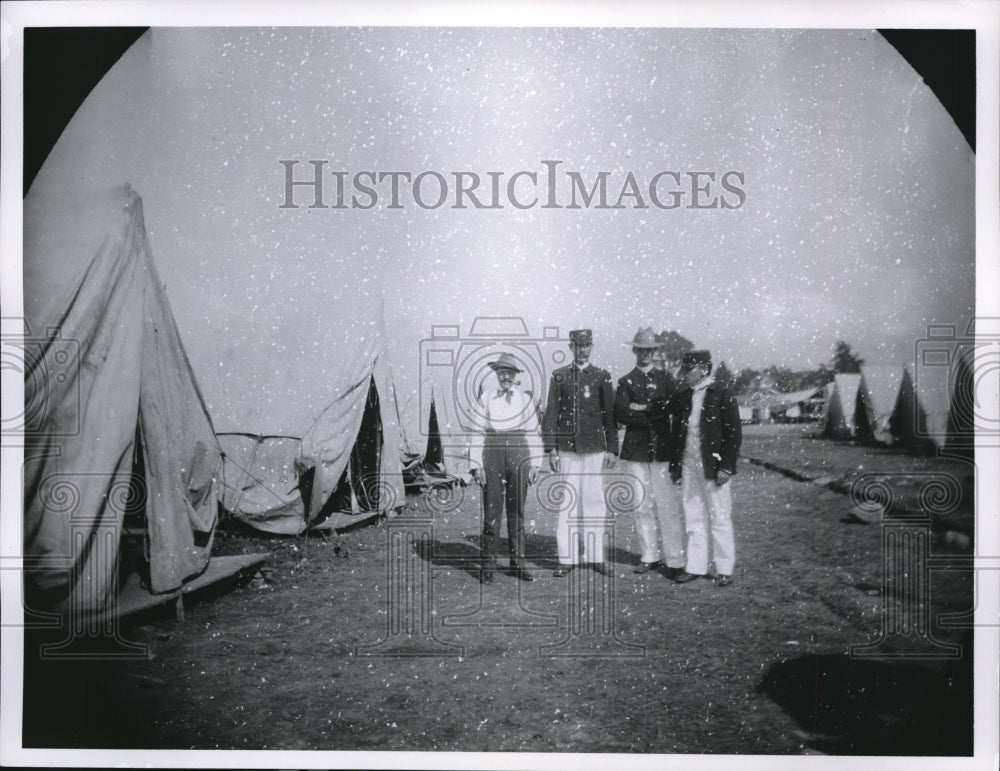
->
xmin=1 ymin=1 xmax=998 ymax=768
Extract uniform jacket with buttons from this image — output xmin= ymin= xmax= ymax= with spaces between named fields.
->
xmin=542 ymin=363 xmax=619 ymax=455
xmin=652 ymin=380 xmax=742 ymax=479
xmin=614 ymin=367 xmax=676 ymax=462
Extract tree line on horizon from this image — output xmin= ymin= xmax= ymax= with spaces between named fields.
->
xmin=658 ymin=332 xmax=865 ymax=397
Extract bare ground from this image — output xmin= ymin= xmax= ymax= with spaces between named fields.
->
xmin=22 ymin=425 xmax=975 ymax=757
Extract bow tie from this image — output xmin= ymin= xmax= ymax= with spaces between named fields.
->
xmin=497 ymin=389 xmax=514 ymax=404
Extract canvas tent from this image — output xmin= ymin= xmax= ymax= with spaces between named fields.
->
xmin=218 ymin=314 xmax=408 ymax=535
xmin=294 ymin=317 xmax=407 ymax=529
xmin=22 ymin=184 xmax=221 ymax=613
xmin=822 ymin=373 xmax=872 ymax=439
xmin=407 ymin=378 xmax=475 ymax=487
xmin=217 ymin=434 xmax=303 ymax=534
xmin=737 ymin=390 xmax=776 ymax=424
xmin=738 ymin=386 xmax=824 ymax=424
xmin=766 ymin=386 xmax=825 ymax=421
xmin=890 ymin=340 xmax=980 ymax=453
xmin=859 ymin=363 xmax=905 ymax=444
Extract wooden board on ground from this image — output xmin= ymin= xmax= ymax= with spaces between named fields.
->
xmin=114 ymin=552 xmax=270 ymax=621
xmin=310 ymin=507 xmax=397 ymax=533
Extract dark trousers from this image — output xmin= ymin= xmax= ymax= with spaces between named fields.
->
xmin=481 ymin=431 xmax=530 ymax=568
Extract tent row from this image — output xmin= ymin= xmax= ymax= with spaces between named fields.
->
xmin=820 ymin=362 xmax=978 ymax=454
xmin=735 ymin=355 xmax=982 ymax=455
xmin=22 ymin=184 xmax=983 ymax=613
xmin=737 ymin=386 xmax=827 ymax=424
xmin=22 ymin=185 xmax=461 ymax=612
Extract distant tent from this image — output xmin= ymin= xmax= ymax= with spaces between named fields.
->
xmin=818 ymin=381 xmax=836 ymax=431
xmin=22 ymin=184 xmax=221 ymax=612
xmin=891 ymin=334 xmax=982 ymax=453
xmin=859 ymin=364 xmax=905 ymax=444
xmin=823 ymin=373 xmax=869 ymax=439
xmin=890 ymin=367 xmax=924 ymax=448
xmin=410 ymin=378 xmax=475 ymax=486
xmin=891 ymin=364 xmax=951 ymax=450
xmin=219 ymin=316 xmax=408 ymax=534
xmin=736 ymin=388 xmax=779 ymax=424
xmin=767 ymin=386 xmax=825 ymax=422
xmin=944 ymin=345 xmax=978 ymax=457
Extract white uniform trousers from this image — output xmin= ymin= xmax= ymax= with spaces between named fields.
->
xmin=554 ymin=450 xmax=609 ymax=565
xmin=680 ymin=454 xmax=735 ymax=576
xmin=619 ymin=459 xmax=685 ymax=567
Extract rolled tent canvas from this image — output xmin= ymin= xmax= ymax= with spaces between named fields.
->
xmin=22 ymin=184 xmax=220 ymax=611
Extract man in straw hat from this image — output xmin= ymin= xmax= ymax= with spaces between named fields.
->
xmin=655 ymin=349 xmax=742 ymax=586
xmin=470 ymin=352 xmax=543 ymax=583
xmin=542 ymin=329 xmax=619 ymax=577
xmin=614 ymin=327 xmax=684 ymax=577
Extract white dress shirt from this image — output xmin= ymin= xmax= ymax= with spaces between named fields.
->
xmin=469 ymin=387 xmax=543 ymax=470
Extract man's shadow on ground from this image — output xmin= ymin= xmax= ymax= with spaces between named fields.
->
xmin=414 ymin=532 xmax=638 ymax=580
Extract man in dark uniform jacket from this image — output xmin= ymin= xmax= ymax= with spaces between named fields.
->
xmin=542 ymin=328 xmax=619 ymax=576
xmin=658 ymin=349 xmax=741 ymax=586
xmin=614 ymin=327 xmax=683 ymax=577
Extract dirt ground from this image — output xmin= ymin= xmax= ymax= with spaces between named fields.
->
xmin=22 ymin=425 xmax=976 ymax=758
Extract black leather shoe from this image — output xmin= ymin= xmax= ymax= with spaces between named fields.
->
xmin=633 ymin=561 xmax=660 ymax=574
xmin=673 ymin=571 xmax=701 ymax=583
xmin=552 ymin=566 xmax=574 ymax=578
xmin=715 ymin=574 xmax=733 ymax=586
xmin=660 ymin=566 xmax=682 ymax=580
xmin=590 ymin=562 xmax=611 ymax=576
xmin=509 ymin=562 xmax=535 ymax=582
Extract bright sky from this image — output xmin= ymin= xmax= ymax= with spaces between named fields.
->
xmin=27 ymin=27 xmax=974 ymax=435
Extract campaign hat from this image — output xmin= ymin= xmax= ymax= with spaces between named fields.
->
xmin=488 ymin=352 xmax=524 ymax=373
xmin=627 ymin=327 xmax=661 ymax=348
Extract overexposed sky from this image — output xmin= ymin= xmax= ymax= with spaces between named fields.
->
xmin=26 ymin=27 xmax=974 ymax=435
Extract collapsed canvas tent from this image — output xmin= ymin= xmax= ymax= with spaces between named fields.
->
xmin=218 ymin=315 xmax=408 ymax=535
xmin=217 ymin=434 xmax=302 ymax=534
xmin=822 ymin=373 xmax=873 ymax=439
xmin=22 ymin=184 xmax=221 ymax=613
